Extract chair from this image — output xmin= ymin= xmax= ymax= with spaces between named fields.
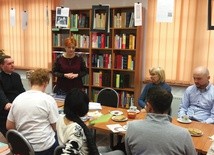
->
xmin=6 ymin=129 xmax=35 ymax=155
xmin=96 ymin=88 xmax=119 ymax=149
xmin=97 ymin=88 xmax=119 ymax=108
xmin=54 ymin=145 xmax=64 ymax=155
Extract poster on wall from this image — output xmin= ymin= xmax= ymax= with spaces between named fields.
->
xmin=156 ymin=0 xmax=174 ymax=23
xmin=55 ymin=7 xmax=69 ymax=28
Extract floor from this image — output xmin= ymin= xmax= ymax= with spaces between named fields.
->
xmin=95 ymin=130 xmax=126 ymax=154
xmin=95 ymin=130 xmax=112 ymax=152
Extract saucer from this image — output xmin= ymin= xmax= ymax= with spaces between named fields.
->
xmin=110 ymin=110 xmax=123 ymax=116
xmin=177 ymin=118 xmax=192 ymax=124
xmin=112 ymin=115 xmax=128 ymax=122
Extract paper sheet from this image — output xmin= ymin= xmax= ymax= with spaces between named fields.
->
xmin=134 ymin=2 xmax=142 ymax=26
xmin=89 ymin=102 xmax=102 ymax=110
xmin=156 ymin=0 xmax=174 ymax=23
xmin=106 ymin=124 xmax=126 ymax=133
xmin=10 ymin=8 xmax=16 ymax=27
xmin=22 ymin=11 xmax=28 ymax=30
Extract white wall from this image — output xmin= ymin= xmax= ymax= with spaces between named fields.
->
xmin=16 ymin=70 xmax=53 ymax=94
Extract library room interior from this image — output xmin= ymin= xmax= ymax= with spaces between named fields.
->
xmin=0 ymin=0 xmax=214 ymax=155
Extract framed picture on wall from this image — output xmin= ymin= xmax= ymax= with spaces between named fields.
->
xmin=208 ymin=0 xmax=214 ymax=30
xmin=91 ymin=5 xmax=110 ymax=33
xmin=55 ymin=7 xmax=70 ymax=28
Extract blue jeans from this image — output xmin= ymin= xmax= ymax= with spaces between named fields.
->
xmin=35 ymin=139 xmax=58 ymax=155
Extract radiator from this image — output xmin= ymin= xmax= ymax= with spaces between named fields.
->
xmin=171 ymin=96 xmax=182 ymax=117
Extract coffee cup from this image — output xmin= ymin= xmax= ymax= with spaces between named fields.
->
xmin=129 ymin=106 xmax=137 ymax=112
xmin=127 ymin=111 xmax=137 ymax=119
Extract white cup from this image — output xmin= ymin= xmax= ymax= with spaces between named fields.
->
xmin=129 ymin=106 xmax=137 ymax=112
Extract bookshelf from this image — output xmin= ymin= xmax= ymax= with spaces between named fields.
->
xmin=51 ymin=6 xmax=145 ymax=107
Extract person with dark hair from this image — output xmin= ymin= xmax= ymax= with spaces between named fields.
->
xmin=57 ymin=88 xmax=98 ymax=155
xmin=6 ymin=68 xmax=59 ymax=155
xmin=57 ymin=88 xmax=125 ymax=155
xmin=125 ymin=87 xmax=197 ymax=155
xmin=52 ymin=35 xmax=87 ymax=95
xmin=0 ymin=55 xmax=25 ymax=136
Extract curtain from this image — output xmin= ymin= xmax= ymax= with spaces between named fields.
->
xmin=0 ymin=0 xmax=60 ymax=69
xmin=145 ymin=0 xmax=214 ymax=84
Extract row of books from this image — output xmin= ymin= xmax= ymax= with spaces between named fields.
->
xmin=114 ymin=74 xmax=130 ymax=88
xmin=92 ymin=53 xmax=111 ymax=68
xmin=114 ymin=34 xmax=136 ymax=49
xmin=53 ymin=32 xmax=135 ymax=49
xmin=93 ymin=13 xmax=107 ymax=30
xmin=114 ymin=11 xmax=134 ymax=28
xmin=52 ymin=33 xmax=69 ymax=47
xmin=73 ymin=34 xmax=90 ymax=48
xmin=118 ymin=91 xmax=134 ymax=108
xmin=52 ymin=33 xmax=90 ymax=48
xmin=70 ymin=13 xmax=89 ymax=28
xmin=92 ymin=71 xmax=111 ymax=87
xmin=115 ymin=54 xmax=134 ymax=70
xmin=91 ymin=33 xmax=110 ymax=48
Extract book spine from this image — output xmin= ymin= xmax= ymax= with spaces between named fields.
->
xmin=116 ymin=74 xmax=120 ymax=88
xmin=127 ymin=55 xmax=132 ymax=70
xmin=122 ymin=33 xmax=126 ymax=49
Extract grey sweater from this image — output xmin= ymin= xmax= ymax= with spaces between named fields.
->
xmin=125 ymin=113 xmax=197 ymax=155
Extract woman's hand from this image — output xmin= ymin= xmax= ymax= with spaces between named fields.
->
xmin=64 ymin=73 xmax=78 ymax=79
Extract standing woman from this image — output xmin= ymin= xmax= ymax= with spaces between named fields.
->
xmin=138 ymin=67 xmax=171 ymax=109
xmin=52 ymin=35 xmax=87 ymax=95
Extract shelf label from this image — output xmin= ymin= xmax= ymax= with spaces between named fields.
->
xmin=52 ymin=28 xmax=60 ymax=31
xmin=70 ymin=28 xmax=79 ymax=32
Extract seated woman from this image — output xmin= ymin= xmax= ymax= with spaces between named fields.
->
xmin=6 ymin=68 xmax=59 ymax=155
xmin=56 ymin=88 xmax=124 ymax=155
xmin=138 ymin=67 xmax=171 ymax=110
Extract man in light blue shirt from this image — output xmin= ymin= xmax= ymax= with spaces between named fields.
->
xmin=178 ymin=66 xmax=214 ymax=124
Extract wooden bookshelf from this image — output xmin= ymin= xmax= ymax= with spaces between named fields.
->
xmin=51 ymin=6 xmax=145 ymax=107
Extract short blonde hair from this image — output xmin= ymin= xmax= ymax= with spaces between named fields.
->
xmin=149 ymin=67 xmax=166 ymax=83
xmin=29 ymin=68 xmax=50 ymax=86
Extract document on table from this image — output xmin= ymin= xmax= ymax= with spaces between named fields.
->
xmin=106 ymin=124 xmax=126 ymax=133
xmin=89 ymin=102 xmax=102 ymax=110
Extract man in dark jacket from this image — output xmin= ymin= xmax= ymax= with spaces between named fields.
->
xmin=0 ymin=55 xmax=25 ymax=135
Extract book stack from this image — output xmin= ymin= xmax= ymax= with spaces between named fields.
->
xmin=78 ymin=13 xmax=89 ymax=28
xmin=114 ymin=11 xmax=134 ymax=28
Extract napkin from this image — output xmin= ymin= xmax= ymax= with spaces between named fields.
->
xmin=207 ymin=141 xmax=214 ymax=155
xmin=209 ymin=135 xmax=214 ymax=141
xmin=89 ymin=114 xmax=112 ymax=125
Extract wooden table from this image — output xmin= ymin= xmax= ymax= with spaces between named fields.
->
xmin=89 ymin=106 xmax=214 ymax=155
xmin=56 ymin=100 xmax=214 ymax=154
